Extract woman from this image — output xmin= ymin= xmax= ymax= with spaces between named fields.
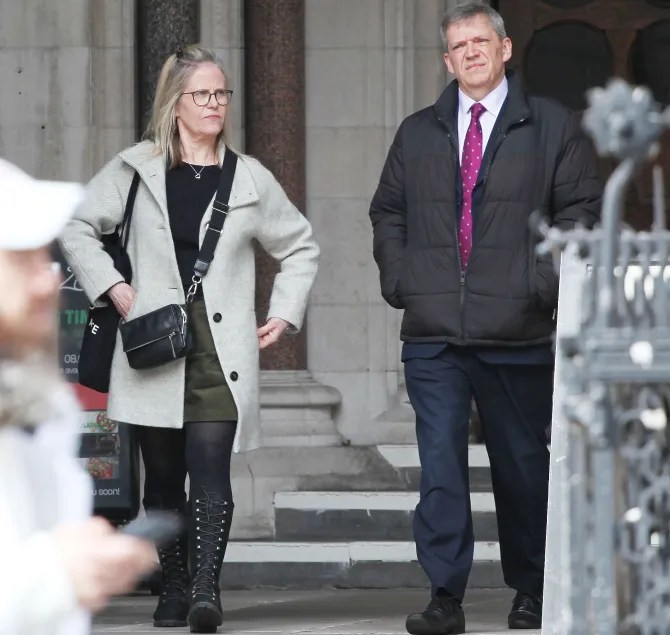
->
xmin=60 ymin=46 xmax=319 ymax=632
xmin=0 ymin=158 xmax=156 ymax=635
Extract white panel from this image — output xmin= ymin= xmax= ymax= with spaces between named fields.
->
xmin=543 ymin=250 xmax=587 ymax=635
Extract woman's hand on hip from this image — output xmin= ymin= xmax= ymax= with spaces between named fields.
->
xmin=257 ymin=317 xmax=290 ymax=349
xmin=107 ymin=282 xmax=136 ymax=320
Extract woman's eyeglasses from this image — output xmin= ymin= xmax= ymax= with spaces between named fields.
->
xmin=181 ymin=89 xmax=233 ymax=107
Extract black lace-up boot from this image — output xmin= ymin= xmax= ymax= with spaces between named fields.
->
xmin=187 ymin=490 xmax=232 ymax=633
xmin=152 ymin=522 xmax=190 ymax=627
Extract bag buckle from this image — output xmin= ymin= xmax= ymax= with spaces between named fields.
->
xmin=186 ymin=274 xmax=202 ymax=305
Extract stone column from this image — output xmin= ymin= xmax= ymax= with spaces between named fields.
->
xmin=367 ymin=0 xmax=490 ymax=446
xmin=245 ymin=0 xmax=306 ymax=371
xmin=200 ymin=0 xmax=244 ymax=148
xmin=335 ymin=0 xmax=451 ymax=445
xmin=136 ymin=0 xmax=199 ymax=133
xmin=91 ymin=0 xmax=136 ymax=170
xmin=0 ymin=0 xmax=91 ymax=180
xmin=0 ymin=0 xmax=136 ymax=179
xmin=244 ymin=0 xmax=340 ymax=447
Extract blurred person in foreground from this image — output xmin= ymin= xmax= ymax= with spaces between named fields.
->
xmin=0 ymin=159 xmax=157 ymax=635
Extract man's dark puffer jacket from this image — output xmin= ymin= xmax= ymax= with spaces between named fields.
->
xmin=369 ymin=71 xmax=602 ymax=346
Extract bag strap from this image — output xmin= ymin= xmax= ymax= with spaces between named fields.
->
xmin=186 ymin=148 xmax=238 ymax=303
xmin=120 ymin=172 xmax=141 ymax=250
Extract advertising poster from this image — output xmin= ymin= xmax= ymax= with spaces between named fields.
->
xmin=56 ymin=247 xmax=139 ymax=522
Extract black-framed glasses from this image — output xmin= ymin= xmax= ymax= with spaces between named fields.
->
xmin=182 ymin=89 xmax=233 ymax=107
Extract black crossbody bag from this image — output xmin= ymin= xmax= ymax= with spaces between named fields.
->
xmin=119 ymin=149 xmax=238 ymax=370
xmin=78 ymin=173 xmax=141 ymax=393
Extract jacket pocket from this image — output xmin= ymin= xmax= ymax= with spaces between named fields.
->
xmin=384 ymin=252 xmax=408 ymax=309
xmin=125 ymin=295 xmax=141 ymax=321
xmin=396 ymin=251 xmax=409 ymax=297
xmin=527 ymin=231 xmax=539 ymax=306
xmin=527 ymin=228 xmax=558 ymax=310
xmin=533 ymin=257 xmax=559 ymax=310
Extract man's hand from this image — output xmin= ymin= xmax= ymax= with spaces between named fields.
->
xmin=52 ymin=517 xmax=157 ymax=612
xmin=107 ymin=282 xmax=136 ymax=320
xmin=257 ymin=318 xmax=291 ymax=349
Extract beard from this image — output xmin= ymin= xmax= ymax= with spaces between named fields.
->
xmin=0 ymin=352 xmax=73 ymax=429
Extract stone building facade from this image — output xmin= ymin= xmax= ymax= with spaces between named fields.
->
xmin=2 ymin=0 xmax=668 ymax=587
xmin=1 ymin=0 xmax=454 ymax=535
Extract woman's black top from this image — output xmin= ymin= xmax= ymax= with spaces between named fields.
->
xmin=165 ymin=163 xmax=221 ymax=299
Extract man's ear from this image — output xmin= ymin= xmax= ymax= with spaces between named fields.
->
xmin=502 ymin=37 xmax=512 ymax=64
xmin=444 ymin=52 xmax=455 ymax=75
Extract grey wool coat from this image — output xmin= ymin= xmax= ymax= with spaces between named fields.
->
xmin=59 ymin=141 xmax=319 ymax=453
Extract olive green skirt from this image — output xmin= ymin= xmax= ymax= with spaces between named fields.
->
xmin=183 ymin=299 xmax=238 ymax=423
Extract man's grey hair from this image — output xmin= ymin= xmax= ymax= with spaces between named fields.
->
xmin=440 ymin=2 xmax=507 ymax=50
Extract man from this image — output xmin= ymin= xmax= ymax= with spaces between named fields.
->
xmin=0 ymin=159 xmax=156 ymax=635
xmin=369 ymin=3 xmax=601 ymax=634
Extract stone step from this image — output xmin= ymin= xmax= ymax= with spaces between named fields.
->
xmin=274 ymin=491 xmax=498 ymax=542
xmin=376 ymin=444 xmax=492 ymax=491
xmin=221 ymin=541 xmax=504 ymax=590
xmin=274 ymin=490 xmax=495 ymax=511
xmin=275 ymin=508 xmax=498 ymax=542
xmin=377 ymin=444 xmax=490 ymax=469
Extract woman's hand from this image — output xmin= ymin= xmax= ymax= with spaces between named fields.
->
xmin=257 ymin=318 xmax=290 ymax=349
xmin=107 ymin=282 xmax=136 ymax=320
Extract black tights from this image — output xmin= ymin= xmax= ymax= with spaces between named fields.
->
xmin=135 ymin=421 xmax=237 ymax=512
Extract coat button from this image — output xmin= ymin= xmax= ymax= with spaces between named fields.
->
xmin=213 ymin=313 xmax=222 ymax=323
xmin=230 ymin=371 xmax=239 ymax=381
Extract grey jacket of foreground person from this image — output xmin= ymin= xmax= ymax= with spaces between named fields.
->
xmin=0 ymin=383 xmax=92 ymax=635
xmin=60 ymin=141 xmax=319 ymax=452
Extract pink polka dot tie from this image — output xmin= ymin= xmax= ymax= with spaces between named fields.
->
xmin=459 ymin=102 xmax=486 ymax=269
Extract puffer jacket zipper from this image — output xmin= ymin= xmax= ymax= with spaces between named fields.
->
xmin=441 ymin=122 xmax=468 ymax=343
xmin=439 ymin=115 xmax=528 ymax=344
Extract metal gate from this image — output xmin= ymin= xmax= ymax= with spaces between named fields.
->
xmin=540 ymin=80 xmax=670 ymax=634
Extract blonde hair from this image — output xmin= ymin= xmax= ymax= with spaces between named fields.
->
xmin=144 ymin=46 xmax=232 ymax=167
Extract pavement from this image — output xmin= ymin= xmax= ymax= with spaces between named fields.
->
xmin=92 ymin=588 xmax=541 ymax=634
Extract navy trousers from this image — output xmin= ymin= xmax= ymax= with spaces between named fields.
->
xmin=404 ymin=345 xmax=552 ymax=601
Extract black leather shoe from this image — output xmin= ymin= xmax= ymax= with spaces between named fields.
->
xmin=508 ymin=592 xmax=542 ymax=629
xmin=405 ymin=596 xmax=465 ymax=635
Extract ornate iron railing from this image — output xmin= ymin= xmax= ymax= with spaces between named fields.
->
xmin=538 ymin=80 xmax=670 ymax=634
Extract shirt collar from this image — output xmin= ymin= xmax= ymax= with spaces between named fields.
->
xmin=458 ymin=75 xmax=509 ymax=118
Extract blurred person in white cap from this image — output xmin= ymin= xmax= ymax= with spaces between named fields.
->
xmin=0 ymin=158 xmax=157 ymax=635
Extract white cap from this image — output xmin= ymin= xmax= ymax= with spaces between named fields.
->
xmin=0 ymin=158 xmax=85 ymax=251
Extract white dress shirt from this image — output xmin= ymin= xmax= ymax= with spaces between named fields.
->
xmin=458 ymin=76 xmax=509 ymax=161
